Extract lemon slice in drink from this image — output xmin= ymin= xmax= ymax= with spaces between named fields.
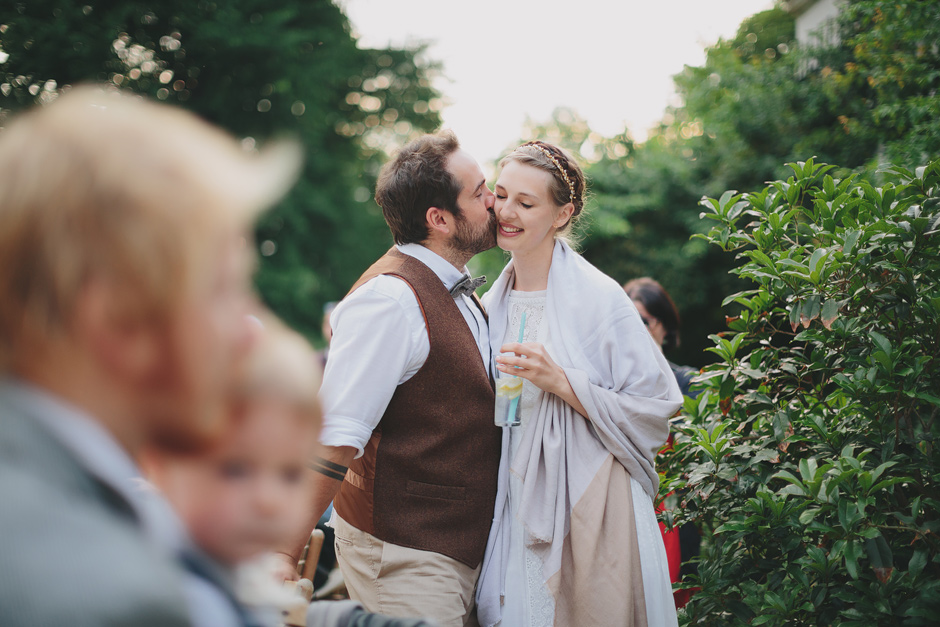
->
xmin=496 ymin=376 xmax=523 ymax=399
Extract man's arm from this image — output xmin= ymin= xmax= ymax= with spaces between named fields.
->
xmin=275 ymin=276 xmax=429 ymax=578
xmin=308 ymin=446 xmax=357 ymax=519
xmin=280 ymin=444 xmax=357 ymax=566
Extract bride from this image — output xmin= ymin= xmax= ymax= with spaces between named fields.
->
xmin=476 ymin=141 xmax=682 ymax=627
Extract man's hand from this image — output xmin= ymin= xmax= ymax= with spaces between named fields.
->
xmin=272 ymin=552 xmax=300 ymax=583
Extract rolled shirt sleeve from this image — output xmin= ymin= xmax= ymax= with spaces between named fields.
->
xmin=318 ymin=275 xmax=429 ymax=457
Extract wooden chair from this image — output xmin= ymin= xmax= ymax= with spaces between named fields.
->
xmin=297 ymin=528 xmax=325 ymax=583
xmin=282 ymin=528 xmax=325 ymax=627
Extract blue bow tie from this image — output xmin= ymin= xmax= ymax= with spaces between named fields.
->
xmin=450 ymin=274 xmax=486 ymax=298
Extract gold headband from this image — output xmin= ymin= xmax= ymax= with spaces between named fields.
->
xmin=519 ymin=141 xmax=577 ymax=205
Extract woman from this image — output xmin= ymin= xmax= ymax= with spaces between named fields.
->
xmin=476 ymin=141 xmax=682 ymax=627
xmin=624 ymin=277 xmax=702 ymax=609
xmin=623 ymin=278 xmax=698 ymax=399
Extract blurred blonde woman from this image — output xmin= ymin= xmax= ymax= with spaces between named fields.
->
xmin=476 ymin=141 xmax=682 ymax=627
xmin=0 ymin=86 xmax=297 ymax=627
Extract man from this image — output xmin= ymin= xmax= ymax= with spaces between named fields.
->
xmin=283 ymin=132 xmax=500 ymax=627
xmin=0 ymin=87 xmax=296 ymax=626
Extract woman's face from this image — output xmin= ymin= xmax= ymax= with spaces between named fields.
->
xmin=633 ymin=300 xmax=667 ymax=348
xmin=494 ymin=160 xmax=573 ymax=257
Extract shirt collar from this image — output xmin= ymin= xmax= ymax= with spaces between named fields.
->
xmin=396 ymin=243 xmax=468 ymax=291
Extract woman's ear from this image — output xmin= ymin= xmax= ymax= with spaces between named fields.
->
xmin=553 ymin=202 xmax=575 ymax=229
xmin=75 ymin=277 xmax=162 ymax=385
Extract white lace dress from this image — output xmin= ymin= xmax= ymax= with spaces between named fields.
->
xmin=499 ymin=289 xmax=555 ymax=627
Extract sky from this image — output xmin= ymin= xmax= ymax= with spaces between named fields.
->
xmin=338 ymin=0 xmax=774 ymax=166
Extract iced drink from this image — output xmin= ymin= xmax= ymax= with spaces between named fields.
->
xmin=495 ymin=373 xmax=523 ymax=427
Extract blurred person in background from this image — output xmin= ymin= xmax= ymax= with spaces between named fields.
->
xmin=0 ymin=86 xmax=297 ymax=627
xmin=623 ymin=278 xmax=698 ymax=399
xmin=624 ymin=277 xmax=702 ymax=608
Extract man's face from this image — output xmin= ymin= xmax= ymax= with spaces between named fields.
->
xmin=445 ymin=149 xmax=497 ymax=256
xmin=146 ymin=233 xmax=258 ymax=452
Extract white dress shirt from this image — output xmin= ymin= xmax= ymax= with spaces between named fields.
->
xmin=319 ymin=243 xmax=492 ymax=456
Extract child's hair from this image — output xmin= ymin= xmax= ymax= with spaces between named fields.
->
xmin=236 ymin=314 xmax=322 ymax=422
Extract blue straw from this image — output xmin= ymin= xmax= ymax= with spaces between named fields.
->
xmin=506 ymin=312 xmax=526 ymax=425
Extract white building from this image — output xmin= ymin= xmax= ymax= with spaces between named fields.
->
xmin=785 ymin=0 xmax=844 ymax=48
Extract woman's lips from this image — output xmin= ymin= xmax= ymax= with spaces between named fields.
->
xmin=499 ymin=223 xmax=523 ymax=237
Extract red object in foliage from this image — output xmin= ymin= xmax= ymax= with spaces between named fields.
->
xmin=658 ymin=516 xmax=682 ymax=582
xmin=657 ymin=432 xmax=694 ymax=609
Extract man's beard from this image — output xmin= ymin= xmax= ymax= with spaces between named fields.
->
xmin=451 ymin=210 xmax=497 ymax=256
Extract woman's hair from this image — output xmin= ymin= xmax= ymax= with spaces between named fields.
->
xmin=0 ymin=86 xmax=298 ymax=371
xmin=623 ymin=277 xmax=681 ymax=351
xmin=374 ymin=131 xmax=463 ymax=245
xmin=499 ymin=140 xmax=587 ymax=239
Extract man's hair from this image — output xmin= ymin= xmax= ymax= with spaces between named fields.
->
xmin=0 ymin=86 xmax=299 ymax=370
xmin=374 ymin=131 xmax=462 ymax=245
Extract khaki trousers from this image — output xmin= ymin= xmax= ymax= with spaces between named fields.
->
xmin=331 ymin=513 xmax=481 ymax=627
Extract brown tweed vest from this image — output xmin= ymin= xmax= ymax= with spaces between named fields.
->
xmin=332 ymin=248 xmax=500 ymax=568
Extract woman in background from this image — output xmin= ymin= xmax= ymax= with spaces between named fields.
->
xmin=624 ymin=277 xmax=702 ymax=608
xmin=623 ymin=278 xmax=698 ymax=399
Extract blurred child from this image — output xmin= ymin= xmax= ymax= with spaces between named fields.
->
xmin=146 ymin=315 xmax=434 ymax=627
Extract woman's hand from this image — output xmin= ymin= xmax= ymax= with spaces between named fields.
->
xmin=496 ymin=342 xmax=588 ymax=417
xmin=496 ymin=342 xmax=567 ymax=396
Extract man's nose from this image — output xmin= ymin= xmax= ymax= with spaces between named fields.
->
xmin=484 ymin=187 xmax=496 ymax=209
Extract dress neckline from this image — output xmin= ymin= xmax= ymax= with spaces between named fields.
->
xmin=509 ymin=289 xmax=547 ymax=298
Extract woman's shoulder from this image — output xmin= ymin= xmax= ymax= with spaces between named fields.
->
xmin=550 ymin=243 xmax=642 ymax=349
xmin=669 ymin=361 xmax=701 ymax=398
xmin=481 ymin=260 xmax=514 ymax=309
xmin=558 ymin=244 xmax=633 ymax=310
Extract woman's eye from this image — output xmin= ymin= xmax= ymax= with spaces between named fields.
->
xmin=520 ymin=203 xmax=532 ymax=209
xmin=495 ymin=193 xmax=506 ymax=200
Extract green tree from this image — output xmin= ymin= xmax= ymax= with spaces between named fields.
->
xmin=668 ymin=6 xmax=872 ymax=196
xmin=582 ymin=134 xmax=742 ymax=368
xmin=834 ymin=0 xmax=940 ymax=167
xmin=0 ymin=0 xmax=443 ymax=340
xmin=580 ymin=1 xmax=940 ymax=367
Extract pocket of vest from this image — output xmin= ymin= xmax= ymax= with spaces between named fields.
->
xmin=405 ymin=479 xmax=467 ymax=501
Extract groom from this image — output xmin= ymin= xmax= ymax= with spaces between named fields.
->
xmin=283 ymin=131 xmax=500 ymax=627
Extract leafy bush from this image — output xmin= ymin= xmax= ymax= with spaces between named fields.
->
xmin=660 ymin=159 xmax=940 ymax=625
